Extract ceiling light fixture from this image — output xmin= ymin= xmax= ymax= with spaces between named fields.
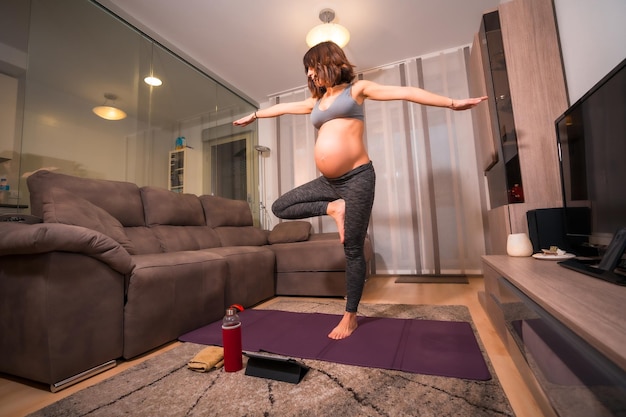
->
xmin=144 ymin=42 xmax=163 ymax=87
xmin=92 ymin=93 xmax=127 ymax=121
xmin=306 ymin=8 xmax=350 ymax=48
xmin=144 ymin=75 xmax=162 ymax=87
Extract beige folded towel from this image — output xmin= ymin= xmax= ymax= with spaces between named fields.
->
xmin=187 ymin=346 xmax=224 ymax=372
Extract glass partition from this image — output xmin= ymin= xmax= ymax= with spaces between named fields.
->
xmin=0 ymin=0 xmax=259 ymax=221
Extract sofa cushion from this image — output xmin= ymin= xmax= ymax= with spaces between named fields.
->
xmin=215 ymin=226 xmax=268 ymax=247
xmin=150 ymin=225 xmax=222 ymax=252
xmin=271 ymin=233 xmax=346 ymax=272
xmin=123 ymin=226 xmax=165 ymax=255
xmin=27 ymin=170 xmax=145 ymax=226
xmin=268 ymin=221 xmax=311 ymax=244
xmin=203 ymin=246 xmax=275 ymax=308
xmin=124 ymin=251 xmax=228 ymax=359
xmin=140 ymin=186 xmax=205 ymax=226
xmin=199 ymin=195 xmax=253 ymax=227
xmin=42 ymin=187 xmax=136 ymax=254
xmin=270 ymin=233 xmax=373 ymax=273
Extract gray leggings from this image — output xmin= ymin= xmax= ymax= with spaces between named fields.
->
xmin=272 ymin=162 xmax=375 ymax=312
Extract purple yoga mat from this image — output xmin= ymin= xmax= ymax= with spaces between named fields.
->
xmin=179 ymin=309 xmax=491 ymax=381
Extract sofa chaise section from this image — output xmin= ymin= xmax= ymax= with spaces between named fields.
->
xmin=271 ymin=232 xmax=373 ymax=296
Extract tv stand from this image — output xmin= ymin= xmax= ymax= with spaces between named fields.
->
xmin=480 ymin=255 xmax=626 ymax=417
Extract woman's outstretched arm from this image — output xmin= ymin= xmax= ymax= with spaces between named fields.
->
xmin=233 ymin=97 xmax=317 ymax=126
xmin=354 ymin=79 xmax=487 ymax=110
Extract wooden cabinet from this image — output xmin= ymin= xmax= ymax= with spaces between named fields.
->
xmin=481 ymin=256 xmax=626 ymax=417
xmin=168 ymin=148 xmax=201 ymax=194
xmin=499 ymin=0 xmax=568 ymax=206
xmin=470 ymin=0 xmax=569 ymax=253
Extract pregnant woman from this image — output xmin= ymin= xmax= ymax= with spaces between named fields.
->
xmin=234 ymin=41 xmax=486 ymax=339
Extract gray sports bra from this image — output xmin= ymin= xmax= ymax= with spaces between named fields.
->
xmin=310 ymin=84 xmax=364 ymax=129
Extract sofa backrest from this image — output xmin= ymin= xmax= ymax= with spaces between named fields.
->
xmin=26 ymin=170 xmax=266 ymax=254
xmin=199 ymin=195 xmax=268 ymax=247
xmin=140 ymin=186 xmax=221 ymax=252
xmin=199 ymin=195 xmax=253 ymax=227
xmin=27 ymin=170 xmax=144 ymax=226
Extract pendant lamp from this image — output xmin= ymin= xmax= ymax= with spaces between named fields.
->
xmin=92 ymin=93 xmax=127 ymax=121
xmin=306 ymin=9 xmax=350 ymax=48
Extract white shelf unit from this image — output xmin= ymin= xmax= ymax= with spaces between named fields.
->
xmin=168 ymin=148 xmax=201 ymax=195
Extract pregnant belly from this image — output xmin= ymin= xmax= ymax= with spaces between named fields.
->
xmin=314 ymin=133 xmax=368 ymax=178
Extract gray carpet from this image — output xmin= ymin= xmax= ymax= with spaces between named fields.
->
xmin=28 ymin=300 xmax=514 ymax=417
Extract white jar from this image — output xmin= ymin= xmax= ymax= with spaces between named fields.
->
xmin=507 ymin=233 xmax=533 ymax=257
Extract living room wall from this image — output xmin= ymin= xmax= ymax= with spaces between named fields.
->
xmin=554 ymin=0 xmax=626 ymax=103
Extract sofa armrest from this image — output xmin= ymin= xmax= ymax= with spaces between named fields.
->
xmin=0 ymin=222 xmax=133 ymax=274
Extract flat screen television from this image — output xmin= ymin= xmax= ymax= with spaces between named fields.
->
xmin=556 ymin=57 xmax=626 ymax=283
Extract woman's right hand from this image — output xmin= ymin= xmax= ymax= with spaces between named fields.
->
xmin=233 ymin=113 xmax=256 ymax=127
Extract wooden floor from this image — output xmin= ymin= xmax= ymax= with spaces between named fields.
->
xmin=0 ymin=276 xmax=547 ymax=417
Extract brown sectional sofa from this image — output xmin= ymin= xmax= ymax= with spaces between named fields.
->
xmin=0 ymin=170 xmax=372 ymax=391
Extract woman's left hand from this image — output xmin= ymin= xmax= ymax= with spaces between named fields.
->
xmin=233 ymin=113 xmax=256 ymax=126
xmin=450 ymin=96 xmax=488 ymax=110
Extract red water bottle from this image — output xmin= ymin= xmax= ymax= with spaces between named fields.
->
xmin=222 ymin=305 xmax=243 ymax=372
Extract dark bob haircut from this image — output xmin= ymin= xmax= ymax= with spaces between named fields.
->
xmin=303 ymin=41 xmax=356 ymax=99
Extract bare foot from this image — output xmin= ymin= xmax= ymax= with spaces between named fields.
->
xmin=328 ymin=312 xmax=358 ymax=339
xmin=327 ymin=199 xmax=345 ymax=243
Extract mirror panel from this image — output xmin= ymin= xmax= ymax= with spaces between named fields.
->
xmin=0 ymin=0 xmax=257 ymax=219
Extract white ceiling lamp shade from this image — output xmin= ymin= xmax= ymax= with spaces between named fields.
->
xmin=306 ymin=8 xmax=350 ymax=48
xmin=92 ymin=93 xmax=127 ymax=121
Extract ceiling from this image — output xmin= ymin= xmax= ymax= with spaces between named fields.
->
xmin=97 ymin=0 xmax=503 ymax=105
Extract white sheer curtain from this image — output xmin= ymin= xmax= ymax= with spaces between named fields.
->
xmin=271 ymin=47 xmax=485 ymax=275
